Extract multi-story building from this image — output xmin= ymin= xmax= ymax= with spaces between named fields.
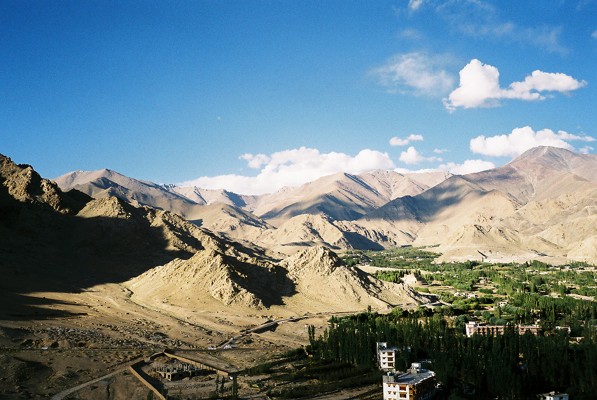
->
xmin=382 ymin=363 xmax=436 ymax=400
xmin=377 ymin=342 xmax=398 ymax=371
xmin=465 ymin=321 xmax=541 ymax=337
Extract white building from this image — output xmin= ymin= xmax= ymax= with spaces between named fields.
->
xmin=377 ymin=342 xmax=398 ymax=371
xmin=465 ymin=321 xmax=541 ymax=337
xmin=382 ymin=363 xmax=436 ymax=400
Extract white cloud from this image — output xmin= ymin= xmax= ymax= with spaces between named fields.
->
xmin=390 ymin=138 xmax=409 ymax=146
xmin=389 ymin=134 xmax=424 ymax=146
xmin=505 ymin=70 xmax=587 ymax=100
xmin=433 ymin=148 xmax=448 ymax=154
xmin=444 ymin=59 xmax=501 ymax=110
xmin=399 ymin=146 xmax=441 ymax=165
xmin=469 ymin=126 xmax=595 ymax=158
xmin=179 ymin=147 xmax=396 ymax=195
xmin=438 ymin=159 xmax=496 ymax=175
xmin=444 ymin=59 xmax=587 ymax=111
xmin=239 ymin=153 xmax=270 ymax=169
xmin=394 ymin=158 xmax=494 ymax=175
xmin=408 ymin=0 xmax=424 ymax=11
xmin=371 ymin=52 xmax=455 ymax=97
xmin=556 ymin=131 xmax=596 ymax=142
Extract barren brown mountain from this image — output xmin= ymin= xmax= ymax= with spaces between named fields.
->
xmin=2 ymin=153 xmax=419 ymax=321
xmin=54 ymin=169 xmax=251 ymax=220
xmin=54 ymin=147 xmax=597 ymax=263
xmin=1 ymin=147 xmax=596 ymax=398
xmin=2 ymin=153 xmax=430 ymax=398
xmin=367 ymin=147 xmax=597 ymax=263
xmin=247 ymin=170 xmax=441 ymax=224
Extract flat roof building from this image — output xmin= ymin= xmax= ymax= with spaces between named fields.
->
xmin=377 ymin=342 xmax=398 ymax=371
xmin=382 ymin=363 xmax=436 ymax=400
xmin=465 ymin=321 xmax=541 ymax=337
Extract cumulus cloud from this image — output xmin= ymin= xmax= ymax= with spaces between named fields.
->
xmin=399 ymin=146 xmax=442 ymax=165
xmin=394 ymin=167 xmax=440 ymax=174
xmin=179 ymin=147 xmax=396 ymax=195
xmin=444 ymin=59 xmax=587 ymax=111
xmin=433 ymin=148 xmax=448 ymax=154
xmin=444 ymin=59 xmax=501 ymax=110
xmin=469 ymin=126 xmax=595 ymax=158
xmin=505 ymin=70 xmax=587 ymax=99
xmin=239 ymin=153 xmax=270 ymax=169
xmin=389 ymin=134 xmax=424 ymax=146
xmin=371 ymin=52 xmax=455 ymax=97
xmin=438 ymin=159 xmax=495 ymax=175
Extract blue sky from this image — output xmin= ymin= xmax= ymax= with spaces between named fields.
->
xmin=2 ymin=0 xmax=596 ymax=194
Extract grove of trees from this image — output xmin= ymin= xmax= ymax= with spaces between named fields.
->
xmin=309 ymin=312 xmax=597 ymax=399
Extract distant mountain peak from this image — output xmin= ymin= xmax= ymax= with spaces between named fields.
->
xmin=510 ymin=146 xmax=578 ymax=166
xmin=505 ymin=146 xmax=597 ymax=184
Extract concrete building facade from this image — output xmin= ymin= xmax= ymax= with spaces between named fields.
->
xmin=382 ymin=363 xmax=436 ymax=400
xmin=377 ymin=342 xmax=398 ymax=371
xmin=465 ymin=321 xmax=541 ymax=337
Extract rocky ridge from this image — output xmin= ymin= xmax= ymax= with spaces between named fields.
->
xmin=2 ymin=153 xmax=420 ymax=318
xmin=127 ymin=246 xmax=424 ymax=314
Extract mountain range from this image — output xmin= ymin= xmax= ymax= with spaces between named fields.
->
xmin=54 ymin=146 xmax=597 ymax=264
xmin=0 ymin=145 xmax=595 ymax=373
xmin=0 ymin=153 xmax=422 ymax=319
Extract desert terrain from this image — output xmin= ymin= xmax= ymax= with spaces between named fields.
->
xmin=1 ymin=146 xmax=596 ymax=398
xmin=0 ymin=154 xmax=425 ymax=398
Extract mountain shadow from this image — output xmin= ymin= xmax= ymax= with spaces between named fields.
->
xmin=365 ymin=176 xmax=488 ymax=222
xmin=342 ymin=231 xmax=385 ymax=251
xmin=260 ymin=193 xmax=371 ymax=222
xmin=0 ymin=155 xmax=213 ymax=320
xmin=0 ymin=154 xmax=297 ymax=319
xmin=0 ymin=200 xmax=201 ymax=320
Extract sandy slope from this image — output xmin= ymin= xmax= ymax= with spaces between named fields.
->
xmin=126 ymin=246 xmax=423 ymax=318
xmin=188 ymin=202 xmax=273 ymax=246
xmin=277 ymin=247 xmax=427 ymax=312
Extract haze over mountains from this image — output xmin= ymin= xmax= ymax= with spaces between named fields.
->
xmin=55 ymin=146 xmax=597 ymax=264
